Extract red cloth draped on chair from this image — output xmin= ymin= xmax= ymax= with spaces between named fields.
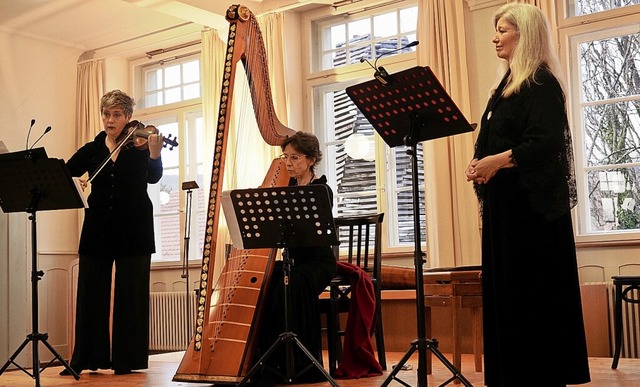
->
xmin=333 ymin=261 xmax=383 ymax=379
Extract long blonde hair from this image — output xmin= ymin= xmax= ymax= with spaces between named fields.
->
xmin=493 ymin=3 xmax=565 ymax=97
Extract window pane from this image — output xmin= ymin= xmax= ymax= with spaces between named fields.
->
xmin=586 ymin=167 xmax=640 ymax=232
xmin=566 ymin=0 xmax=640 ymax=17
xmin=146 ymin=69 xmax=162 ymax=91
xmin=154 ymin=122 xmax=180 ymax=167
xmin=373 ymin=12 xmax=397 ymax=38
xmin=580 ymin=33 xmax=640 ymax=102
xmin=183 ymin=83 xmax=200 ymax=100
xmin=165 ymin=87 xmax=182 ymax=104
xmin=348 ymin=18 xmax=371 ymax=43
xmin=330 ymin=24 xmax=346 ymax=48
xmin=393 ymin=144 xmax=425 ymax=244
xmin=182 ymin=60 xmax=200 ymax=83
xmin=583 ymin=101 xmax=640 ymax=167
xmin=331 ymin=89 xmax=378 ymax=215
xmin=400 ymin=7 xmax=418 ymax=34
xmin=145 ymin=92 xmax=162 ymax=108
xmin=315 ymin=5 xmax=417 ymax=71
xmin=164 ymin=64 xmax=181 ymax=88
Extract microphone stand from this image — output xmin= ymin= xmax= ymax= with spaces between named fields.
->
xmin=181 ymin=181 xmax=199 ymax=346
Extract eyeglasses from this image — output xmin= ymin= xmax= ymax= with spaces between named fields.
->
xmin=278 ymin=154 xmax=306 ymax=162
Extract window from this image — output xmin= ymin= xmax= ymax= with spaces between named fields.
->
xmin=316 ymin=6 xmax=417 ymax=71
xmin=141 ymin=55 xmax=201 ymax=108
xmin=560 ymin=2 xmax=640 ymax=238
xmin=308 ymin=2 xmax=421 ymax=250
xmin=132 ymin=51 xmax=207 ymax=263
xmin=565 ymin=0 xmax=639 ymax=17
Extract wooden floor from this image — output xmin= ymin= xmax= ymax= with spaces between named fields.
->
xmin=2 ymin=351 xmax=640 ymax=387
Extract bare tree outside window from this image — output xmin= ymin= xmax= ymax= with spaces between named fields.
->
xmin=577 ymin=26 xmax=640 ymax=231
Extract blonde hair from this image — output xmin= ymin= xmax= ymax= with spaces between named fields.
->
xmin=493 ymin=3 xmax=565 ymax=97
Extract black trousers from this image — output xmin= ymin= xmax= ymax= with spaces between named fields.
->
xmin=69 ymin=253 xmax=151 ymax=371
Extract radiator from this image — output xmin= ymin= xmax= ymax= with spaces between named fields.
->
xmin=149 ymin=291 xmax=198 ymax=351
xmin=606 ymin=282 xmax=640 ymax=358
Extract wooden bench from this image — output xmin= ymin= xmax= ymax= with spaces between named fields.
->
xmin=381 ymin=265 xmax=483 ymax=378
xmin=423 ymin=268 xmax=482 ymax=376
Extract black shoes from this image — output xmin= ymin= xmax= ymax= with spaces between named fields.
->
xmin=114 ymin=369 xmax=132 ymax=375
xmin=59 ymin=366 xmax=82 ymax=376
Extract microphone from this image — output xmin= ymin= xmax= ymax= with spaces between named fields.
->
xmin=29 ymin=126 xmax=52 ymax=149
xmin=25 ymin=119 xmax=36 ymax=150
xmin=368 ymin=40 xmax=419 ymax=85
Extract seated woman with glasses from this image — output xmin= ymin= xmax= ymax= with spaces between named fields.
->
xmin=252 ymin=131 xmax=338 ymax=386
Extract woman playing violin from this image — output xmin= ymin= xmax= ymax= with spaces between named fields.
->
xmin=62 ymin=89 xmax=165 ymax=376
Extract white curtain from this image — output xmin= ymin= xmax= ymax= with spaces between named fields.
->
xmin=418 ymin=0 xmax=481 ymax=268
xmin=74 ymin=60 xmax=104 ymax=230
xmin=75 ymin=60 xmax=104 ymax=147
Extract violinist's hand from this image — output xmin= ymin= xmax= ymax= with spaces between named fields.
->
xmin=78 ymin=178 xmax=88 ymax=191
xmin=148 ymin=132 xmax=164 ymax=159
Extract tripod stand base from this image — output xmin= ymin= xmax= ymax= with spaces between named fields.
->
xmin=0 ymin=332 xmax=80 ymax=384
xmin=382 ymin=338 xmax=471 ymax=387
xmin=237 ymin=331 xmax=338 ymax=387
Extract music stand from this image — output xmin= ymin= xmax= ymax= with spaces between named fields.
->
xmin=221 ymin=185 xmax=339 ymax=387
xmin=346 ymin=66 xmax=475 ymax=387
xmin=0 ymin=153 xmax=85 ymax=385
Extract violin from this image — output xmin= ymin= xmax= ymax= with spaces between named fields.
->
xmin=116 ymin=120 xmax=178 ymax=151
xmin=87 ymin=120 xmax=178 ymax=185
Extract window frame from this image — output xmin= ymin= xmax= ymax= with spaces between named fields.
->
xmin=557 ymin=3 xmax=640 ymax=243
xmin=130 ymin=47 xmax=207 ymax=266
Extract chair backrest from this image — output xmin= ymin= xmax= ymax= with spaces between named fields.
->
xmin=334 ymin=213 xmax=384 ymax=287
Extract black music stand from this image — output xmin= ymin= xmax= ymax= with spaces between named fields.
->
xmin=222 ymin=185 xmax=339 ymax=387
xmin=0 ymin=153 xmax=85 ymax=386
xmin=346 ymin=66 xmax=475 ymax=387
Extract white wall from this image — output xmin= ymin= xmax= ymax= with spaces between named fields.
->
xmin=0 ymin=29 xmax=81 ymax=367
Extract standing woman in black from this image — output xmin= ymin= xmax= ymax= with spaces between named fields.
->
xmin=465 ymin=4 xmax=590 ymax=386
xmin=62 ymin=89 xmax=165 ymax=375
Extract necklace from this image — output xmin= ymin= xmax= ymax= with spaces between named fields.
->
xmin=297 ymin=173 xmax=315 ymax=186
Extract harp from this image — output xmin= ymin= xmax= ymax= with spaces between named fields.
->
xmin=173 ymin=4 xmax=296 ymax=383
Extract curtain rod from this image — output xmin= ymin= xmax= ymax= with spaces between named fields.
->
xmin=77 ymin=22 xmax=198 ymax=63
xmin=145 ymin=40 xmax=201 ymax=59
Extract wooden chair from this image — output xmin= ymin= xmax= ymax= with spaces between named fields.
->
xmin=320 ymin=213 xmax=386 ymax=375
xmin=611 ymin=275 xmax=640 ymax=369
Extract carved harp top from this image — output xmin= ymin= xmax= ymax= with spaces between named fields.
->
xmin=174 ymin=4 xmax=296 ymax=384
xmin=225 ymin=4 xmax=296 ymax=144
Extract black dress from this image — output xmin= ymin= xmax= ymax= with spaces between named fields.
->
xmin=254 ymin=175 xmax=337 ymax=385
xmin=474 ymin=68 xmax=591 ymax=386
xmin=65 ymin=130 xmax=162 ymax=372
